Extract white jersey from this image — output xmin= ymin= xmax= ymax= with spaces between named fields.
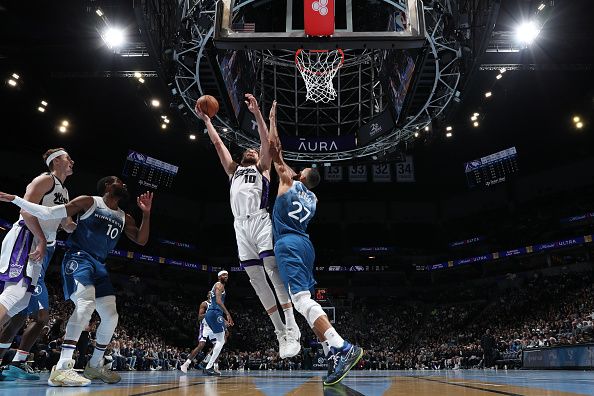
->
xmin=18 ymin=174 xmax=69 ymax=244
xmin=229 ymin=165 xmax=270 ymax=218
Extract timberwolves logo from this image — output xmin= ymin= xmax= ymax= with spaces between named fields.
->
xmin=33 ymin=284 xmax=43 ymax=296
xmin=65 ymin=260 xmax=78 ymax=275
xmin=217 ymin=316 xmax=224 ymax=324
xmin=318 ymin=357 xmax=325 ymax=364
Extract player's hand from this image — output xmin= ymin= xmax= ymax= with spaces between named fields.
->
xmin=29 ymin=240 xmax=46 ymax=263
xmin=137 ymin=191 xmax=153 ymax=214
xmin=0 ymin=192 xmax=16 ymax=202
xmin=244 ymin=93 xmax=260 ymax=115
xmin=194 ymin=104 xmax=211 ymax=124
xmin=269 ymin=100 xmax=277 ymax=122
xmin=227 ymin=316 xmax=234 ymax=327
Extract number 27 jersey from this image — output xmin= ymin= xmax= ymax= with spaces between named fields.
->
xmin=272 ymin=181 xmax=317 ymax=240
xmin=66 ymin=196 xmax=126 ymax=262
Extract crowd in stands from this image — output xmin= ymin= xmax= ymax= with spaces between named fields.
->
xmin=2 ymin=267 xmax=593 ymax=373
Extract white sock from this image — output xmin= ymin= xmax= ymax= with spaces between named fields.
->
xmin=269 ymin=310 xmax=285 ymax=332
xmin=324 ymin=328 xmax=345 ymax=349
xmin=184 ymin=359 xmax=191 ymax=366
xmin=12 ymin=350 xmax=29 ymax=363
xmin=89 ymin=345 xmax=106 ymax=367
xmin=57 ymin=344 xmax=76 ymax=368
xmin=321 ymin=341 xmax=331 ymax=356
xmin=205 ymin=342 xmax=224 ymax=369
xmin=284 ymin=307 xmax=298 ymax=329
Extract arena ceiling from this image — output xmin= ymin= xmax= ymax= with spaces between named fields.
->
xmin=0 ymin=0 xmax=593 ymax=203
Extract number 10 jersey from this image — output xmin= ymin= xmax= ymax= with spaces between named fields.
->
xmin=229 ymin=165 xmax=270 ymax=218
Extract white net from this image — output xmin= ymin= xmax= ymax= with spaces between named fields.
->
xmin=295 ymin=49 xmax=344 ymax=103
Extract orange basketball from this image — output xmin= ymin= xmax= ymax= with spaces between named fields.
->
xmin=196 ymin=95 xmax=219 ymax=118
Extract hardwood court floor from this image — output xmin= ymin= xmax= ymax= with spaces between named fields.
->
xmin=1 ymin=369 xmax=592 ymax=395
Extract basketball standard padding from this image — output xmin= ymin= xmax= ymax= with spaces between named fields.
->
xmin=196 ymin=95 xmax=219 ymax=118
xmin=304 ymin=0 xmax=335 ymax=36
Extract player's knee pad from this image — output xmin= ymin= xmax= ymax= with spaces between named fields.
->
xmin=292 ymin=291 xmax=325 ymax=328
xmin=94 ymin=295 xmax=118 ymax=345
xmin=0 ymin=279 xmax=31 ymax=317
xmin=262 ymin=256 xmax=290 ymax=305
xmin=65 ymin=283 xmax=96 ymax=340
xmin=245 ymin=265 xmax=277 ymax=310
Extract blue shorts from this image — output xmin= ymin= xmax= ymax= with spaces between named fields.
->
xmin=274 ymin=234 xmax=316 ymax=295
xmin=205 ymin=310 xmax=226 ymax=334
xmin=25 ymin=245 xmax=55 ymax=315
xmin=62 ymin=250 xmax=115 ymax=301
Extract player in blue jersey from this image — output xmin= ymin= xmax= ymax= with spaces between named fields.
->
xmin=268 ymin=101 xmax=363 ymax=386
xmin=203 ymin=270 xmax=233 ymax=376
xmin=0 ymin=176 xmax=152 ymax=387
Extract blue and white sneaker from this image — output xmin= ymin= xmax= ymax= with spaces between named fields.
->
xmin=3 ymin=363 xmax=40 ymax=380
xmin=323 ymin=342 xmax=363 ymax=386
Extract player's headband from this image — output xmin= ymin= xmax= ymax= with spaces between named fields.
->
xmin=46 ymin=150 xmax=68 ymax=167
xmin=217 ymin=270 xmax=228 ymax=277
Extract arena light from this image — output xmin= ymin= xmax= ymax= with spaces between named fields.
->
xmin=485 ymin=91 xmax=492 ymax=98
xmin=473 ymin=121 xmax=479 ymax=127
xmin=164 ymin=118 xmax=170 ymax=124
xmin=573 ymin=116 xmax=581 ymax=123
xmin=58 ymin=126 xmax=67 ymax=133
xmin=37 ymin=106 xmax=46 ymax=113
xmin=189 ymin=134 xmax=196 ymax=140
xmin=134 ymin=72 xmax=142 ymax=78
xmin=516 ymin=21 xmax=540 ymax=46
xmin=41 ymin=100 xmax=48 ymax=107
xmin=151 ymin=99 xmax=160 ymax=107
xmin=222 ymin=128 xmax=228 ymax=132
xmin=96 ymin=8 xmax=104 ymax=16
xmin=102 ymin=27 xmax=125 ymax=49
xmin=161 ymin=123 xmax=167 ymax=129
xmin=446 ymin=132 xmax=453 ymax=138
xmin=471 ymin=115 xmax=477 ymax=121
xmin=473 ymin=112 xmax=479 ymax=117
xmin=538 ymin=3 xmax=546 ymax=11
xmin=576 ymin=122 xmax=584 ymax=129
xmin=414 ymin=132 xmax=419 ymax=138
xmin=7 ymin=79 xmax=17 ymax=87
xmin=424 ymin=126 xmax=430 ymax=132
xmin=11 ymin=73 xmax=19 ymax=80
xmin=499 ymin=68 xmax=506 ymax=74
xmin=446 ymin=126 xmax=453 ymax=131
xmin=61 ymin=120 xmax=69 ymax=127
xmin=496 ymin=74 xmax=503 ymax=80
xmin=138 ymin=77 xmax=145 ymax=84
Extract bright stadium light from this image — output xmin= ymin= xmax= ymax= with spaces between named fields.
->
xmin=446 ymin=126 xmax=452 ymax=131
xmin=576 ymin=122 xmax=584 ymax=129
xmin=102 ymin=27 xmax=125 ymax=49
xmin=134 ymin=72 xmax=142 ymax=78
xmin=58 ymin=126 xmax=67 ymax=133
xmin=538 ymin=3 xmax=546 ymax=11
xmin=37 ymin=106 xmax=46 ymax=113
xmin=96 ymin=8 xmax=104 ymax=17
xmin=161 ymin=123 xmax=167 ymax=129
xmin=516 ymin=21 xmax=540 ymax=46
xmin=189 ymin=134 xmax=196 ymax=140
xmin=62 ymin=120 xmax=69 ymax=127
xmin=164 ymin=118 xmax=170 ymax=124
xmin=573 ymin=116 xmax=581 ymax=123
xmin=424 ymin=126 xmax=430 ymax=132
xmin=471 ymin=115 xmax=477 ymax=121
xmin=485 ymin=91 xmax=492 ymax=98
xmin=7 ymin=79 xmax=17 ymax=87
xmin=496 ymin=74 xmax=503 ymax=80
xmin=473 ymin=112 xmax=480 ymax=117
xmin=414 ymin=132 xmax=419 ymax=138
xmin=138 ymin=77 xmax=145 ymax=84
xmin=473 ymin=121 xmax=479 ymax=127
xmin=41 ymin=100 xmax=48 ymax=106
xmin=11 ymin=73 xmax=19 ymax=80
xmin=151 ymin=99 xmax=160 ymax=107
xmin=446 ymin=132 xmax=453 ymax=138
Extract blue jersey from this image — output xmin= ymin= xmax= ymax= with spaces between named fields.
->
xmin=207 ymin=282 xmax=226 ymax=313
xmin=66 ymin=197 xmax=126 ymax=262
xmin=272 ymin=181 xmax=317 ymax=241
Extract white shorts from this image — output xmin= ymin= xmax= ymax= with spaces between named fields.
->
xmin=198 ymin=320 xmax=214 ymax=343
xmin=0 ymin=221 xmax=42 ymax=288
xmin=233 ymin=210 xmax=274 ymax=264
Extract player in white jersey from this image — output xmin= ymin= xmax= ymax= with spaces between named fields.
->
xmin=196 ymin=94 xmax=300 ymax=358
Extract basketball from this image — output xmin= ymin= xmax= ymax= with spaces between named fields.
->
xmin=196 ymin=95 xmax=219 ymax=118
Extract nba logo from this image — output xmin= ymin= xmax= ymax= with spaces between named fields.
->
xmin=65 ymin=260 xmax=78 ymax=275
xmin=304 ymin=0 xmax=334 ymax=36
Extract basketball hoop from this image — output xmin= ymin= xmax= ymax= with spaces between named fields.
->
xmin=295 ymin=49 xmax=344 ymax=103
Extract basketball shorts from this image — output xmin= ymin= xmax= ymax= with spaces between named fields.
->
xmin=274 ymin=234 xmax=316 ymax=295
xmin=0 ymin=220 xmax=42 ymax=291
xmin=62 ymin=249 xmax=115 ymax=301
xmin=233 ymin=210 xmax=274 ymax=266
xmin=198 ymin=320 xmax=214 ymax=343
xmin=24 ymin=244 xmax=55 ymax=315
xmin=205 ymin=310 xmax=226 ymax=334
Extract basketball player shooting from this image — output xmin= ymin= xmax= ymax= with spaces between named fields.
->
xmin=195 ymin=94 xmax=300 ymax=358
xmin=268 ymin=101 xmax=363 ymax=386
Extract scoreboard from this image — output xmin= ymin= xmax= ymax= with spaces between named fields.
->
xmin=464 ymin=147 xmax=518 ymax=189
xmin=122 ymin=150 xmax=179 ymax=190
